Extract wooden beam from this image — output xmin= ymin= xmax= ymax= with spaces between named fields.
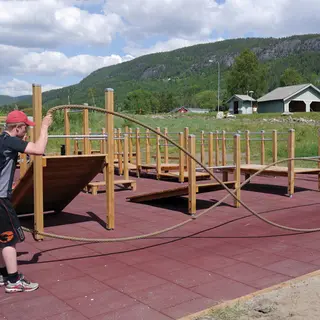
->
xmin=234 ymin=134 xmax=241 ymax=208
xmin=64 ymin=108 xmax=71 ymax=155
xmin=188 ymin=134 xmax=196 ymax=215
xmin=105 ymin=88 xmax=114 ymax=229
xmin=179 ymin=132 xmax=185 ymax=183
xmin=32 ymin=84 xmax=44 ymax=240
xmin=83 ymin=108 xmax=90 ymax=155
xmin=288 ymin=129 xmax=295 ymax=197
xmin=272 ymin=129 xmax=277 ymax=166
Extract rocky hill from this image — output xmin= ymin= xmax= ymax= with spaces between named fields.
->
xmin=10 ymin=34 xmax=320 ymax=111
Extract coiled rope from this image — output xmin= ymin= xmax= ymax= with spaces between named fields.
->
xmin=21 ymin=104 xmax=320 ymax=242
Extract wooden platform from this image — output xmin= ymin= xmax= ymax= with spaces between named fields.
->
xmin=12 ymin=154 xmax=106 ymax=215
xmin=140 ymin=163 xmax=182 ymax=171
xmin=114 ymin=162 xmax=136 ymax=170
xmin=85 ymin=179 xmax=137 ymax=195
xmin=159 ymin=170 xmax=210 ymax=181
xmin=225 ymin=164 xmax=320 ymax=177
xmin=127 ymin=180 xmax=235 ymax=203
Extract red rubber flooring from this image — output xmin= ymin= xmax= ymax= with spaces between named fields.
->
xmin=2 ymin=172 xmax=320 ymax=319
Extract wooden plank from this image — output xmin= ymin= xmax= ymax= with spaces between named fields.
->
xmin=159 ymin=171 xmax=209 ymax=179
xmin=32 ymin=84 xmax=44 ymax=240
xmin=12 ymin=155 xmax=106 ymax=215
xmin=188 ymin=135 xmax=196 ymax=214
xmin=86 ymin=179 xmax=137 ymax=195
xmin=105 ymin=89 xmax=115 ymax=229
xmin=225 ymin=164 xmax=320 ymax=175
xmin=140 ymin=163 xmax=181 ymax=171
xmin=127 ymin=181 xmax=236 ymax=203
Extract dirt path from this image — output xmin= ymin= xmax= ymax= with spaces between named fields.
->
xmin=184 ymin=271 xmax=320 ymax=320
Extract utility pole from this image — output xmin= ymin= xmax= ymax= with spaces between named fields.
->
xmin=218 ymin=62 xmax=220 ymax=112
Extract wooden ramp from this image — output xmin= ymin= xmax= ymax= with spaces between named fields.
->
xmin=127 ymin=181 xmax=236 ymax=203
xmin=12 ymin=155 xmax=106 ymax=215
xmin=236 ymin=164 xmax=320 ymax=177
xmin=140 ymin=163 xmax=182 ymax=171
xmin=159 ymin=171 xmax=210 ymax=181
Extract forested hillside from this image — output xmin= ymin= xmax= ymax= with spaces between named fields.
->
xmin=4 ymin=34 xmax=320 ymax=114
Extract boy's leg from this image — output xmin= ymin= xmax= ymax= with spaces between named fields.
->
xmin=0 ymin=249 xmax=9 ymax=286
xmin=0 ymin=199 xmax=38 ymax=293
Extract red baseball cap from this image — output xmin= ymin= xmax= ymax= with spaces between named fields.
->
xmin=6 ymin=110 xmax=35 ymax=126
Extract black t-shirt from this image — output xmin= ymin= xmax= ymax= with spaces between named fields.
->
xmin=0 ymin=132 xmax=28 ymax=199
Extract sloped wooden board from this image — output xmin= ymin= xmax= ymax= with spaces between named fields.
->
xmin=127 ymin=181 xmax=236 ymax=203
xmin=12 ymin=154 xmax=106 ymax=215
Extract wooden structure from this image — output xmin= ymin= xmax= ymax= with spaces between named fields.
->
xmin=127 ymin=134 xmax=241 ymax=214
xmin=224 ymin=129 xmax=320 ymax=196
xmin=12 ymin=155 xmax=106 ymax=215
xmin=11 ymin=85 xmax=116 ymax=240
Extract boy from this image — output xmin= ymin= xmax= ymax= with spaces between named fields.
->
xmin=0 ymin=110 xmax=52 ymax=293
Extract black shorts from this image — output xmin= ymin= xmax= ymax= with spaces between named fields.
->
xmin=0 ymin=198 xmax=25 ymax=248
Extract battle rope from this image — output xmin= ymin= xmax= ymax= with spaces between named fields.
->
xmin=20 ymin=104 xmax=320 ymax=242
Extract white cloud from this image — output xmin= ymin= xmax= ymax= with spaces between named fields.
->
xmin=0 ymin=78 xmax=61 ymax=97
xmin=105 ymin=0 xmax=320 ymax=42
xmin=14 ymin=51 xmax=134 ymax=76
xmin=126 ymin=37 xmax=224 ymax=57
xmin=0 ymin=44 xmax=134 ymax=77
xmin=0 ymin=0 xmax=123 ymax=48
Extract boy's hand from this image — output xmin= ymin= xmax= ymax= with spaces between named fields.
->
xmin=42 ymin=114 xmax=53 ymax=128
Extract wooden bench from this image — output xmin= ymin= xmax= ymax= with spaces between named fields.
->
xmin=85 ymin=179 xmax=137 ymax=195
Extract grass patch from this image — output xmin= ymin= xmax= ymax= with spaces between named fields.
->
xmin=3 ymin=111 xmax=320 ymax=166
xmin=194 ymin=302 xmax=248 ymax=320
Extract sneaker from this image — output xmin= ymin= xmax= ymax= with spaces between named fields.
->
xmin=5 ymin=274 xmax=39 ymax=293
xmin=0 ymin=274 xmax=8 ymax=286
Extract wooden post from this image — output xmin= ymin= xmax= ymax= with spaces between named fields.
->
xmin=145 ymin=129 xmax=151 ymax=164
xmin=100 ymin=128 xmax=106 ymax=153
xmin=19 ymin=133 xmax=28 ymax=178
xmin=179 ymin=132 xmax=184 ymax=183
xmin=245 ymin=130 xmax=250 ymax=164
xmin=188 ymin=134 xmax=196 ymax=215
xmin=83 ymin=108 xmax=90 ymax=155
xmin=136 ymin=128 xmax=141 ymax=177
xmin=222 ymin=130 xmax=228 ymax=181
xmin=288 ymin=129 xmax=295 ymax=197
xmin=208 ymin=132 xmax=213 ymax=170
xmin=123 ymin=134 xmax=129 ymax=180
xmin=184 ymin=127 xmax=189 ymax=170
xmin=164 ymin=127 xmax=169 ymax=163
xmin=105 ymin=88 xmax=114 ymax=229
xmin=129 ymin=128 xmax=133 ymax=163
xmin=32 ymin=84 xmax=44 ymax=240
xmin=117 ymin=128 xmax=123 ymax=175
xmin=234 ymin=134 xmax=241 ymax=208
xmin=215 ymin=130 xmax=220 ymax=166
xmin=74 ymin=137 xmax=79 ymax=155
xmin=260 ymin=130 xmax=265 ymax=165
xmin=272 ymin=130 xmax=277 ymax=166
xmin=156 ymin=127 xmax=161 ymax=179
xmin=64 ymin=108 xmax=71 ymax=155
xmin=200 ymin=131 xmax=205 ymax=164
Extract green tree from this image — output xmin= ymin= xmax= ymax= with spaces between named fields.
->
xmin=123 ymin=89 xmax=160 ymax=114
xmin=280 ymin=68 xmax=304 ymax=86
xmin=87 ymin=87 xmax=96 ymax=106
xmin=158 ymin=92 xmax=178 ymax=113
xmin=226 ymin=49 xmax=268 ymax=98
xmin=193 ymin=90 xmax=217 ymax=110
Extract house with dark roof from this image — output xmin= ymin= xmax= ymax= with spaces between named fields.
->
xmin=170 ymin=106 xmax=210 ymax=114
xmin=257 ymin=83 xmax=320 ymax=113
xmin=227 ymin=94 xmax=256 ymax=114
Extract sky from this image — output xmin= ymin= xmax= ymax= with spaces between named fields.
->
xmin=0 ymin=0 xmax=319 ymax=97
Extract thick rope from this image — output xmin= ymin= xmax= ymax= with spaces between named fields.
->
xmin=21 ymin=104 xmax=320 ymax=242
